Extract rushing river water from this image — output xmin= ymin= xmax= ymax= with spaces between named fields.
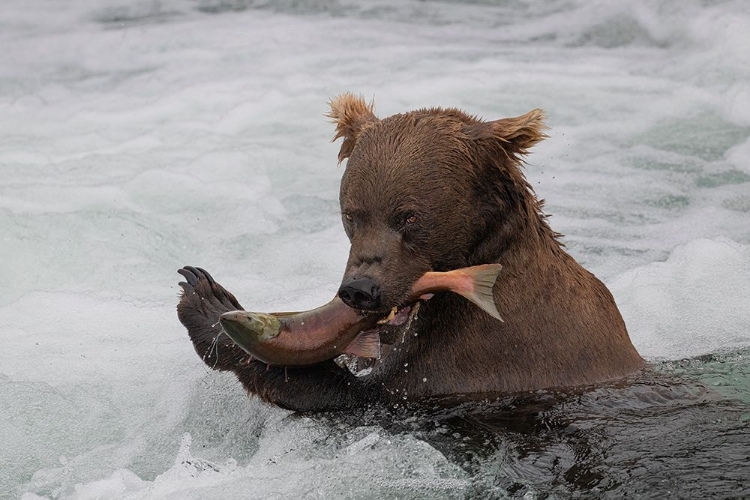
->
xmin=2 ymin=0 xmax=750 ymax=498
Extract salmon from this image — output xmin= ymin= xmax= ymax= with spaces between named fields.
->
xmin=216 ymin=264 xmax=503 ymax=366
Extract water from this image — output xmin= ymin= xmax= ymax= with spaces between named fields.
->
xmin=1 ymin=0 xmax=750 ymax=498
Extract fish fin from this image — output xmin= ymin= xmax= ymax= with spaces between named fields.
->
xmin=343 ymin=328 xmax=381 ymax=359
xmin=457 ymin=264 xmax=504 ymax=322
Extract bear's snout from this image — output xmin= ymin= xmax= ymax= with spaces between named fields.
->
xmin=338 ymin=277 xmax=381 ymax=310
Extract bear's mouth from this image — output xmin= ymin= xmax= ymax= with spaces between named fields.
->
xmin=335 ymin=301 xmax=423 ymax=377
xmin=376 ymin=302 xmax=417 ymax=326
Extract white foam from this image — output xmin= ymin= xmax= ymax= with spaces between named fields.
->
xmin=611 ymin=238 xmax=750 ymax=360
xmin=35 ymin=425 xmax=467 ymax=500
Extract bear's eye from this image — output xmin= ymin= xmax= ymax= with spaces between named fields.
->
xmin=344 ymin=212 xmax=354 ymax=223
xmin=405 ymin=214 xmax=418 ymax=225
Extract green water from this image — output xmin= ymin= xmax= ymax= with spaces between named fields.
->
xmin=359 ymin=348 xmax=750 ymax=498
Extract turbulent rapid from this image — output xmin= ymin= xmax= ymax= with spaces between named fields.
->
xmin=2 ymin=0 xmax=750 ymax=498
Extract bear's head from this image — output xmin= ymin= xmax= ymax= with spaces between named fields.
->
xmin=328 ymin=93 xmax=547 ymax=315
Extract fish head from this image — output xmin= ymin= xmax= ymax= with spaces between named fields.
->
xmin=220 ymin=310 xmax=282 ymax=349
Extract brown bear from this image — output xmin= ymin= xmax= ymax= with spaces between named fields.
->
xmin=177 ymin=94 xmax=644 ymax=412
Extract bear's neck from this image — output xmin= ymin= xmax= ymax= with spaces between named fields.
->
xmin=472 ymin=190 xmax=563 ymax=271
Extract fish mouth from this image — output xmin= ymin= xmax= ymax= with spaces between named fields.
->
xmin=336 ymin=300 xmax=423 ymax=377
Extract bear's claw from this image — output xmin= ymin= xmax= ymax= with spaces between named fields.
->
xmin=177 ymin=266 xmax=244 ymax=313
xmin=195 ymin=267 xmax=215 ymax=284
xmin=178 ymin=267 xmax=199 ymax=286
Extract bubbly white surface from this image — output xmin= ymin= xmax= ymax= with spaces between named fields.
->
xmin=2 ymin=0 xmax=750 ymax=497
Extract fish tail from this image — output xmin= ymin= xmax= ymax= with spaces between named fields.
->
xmin=457 ymin=264 xmax=503 ymax=321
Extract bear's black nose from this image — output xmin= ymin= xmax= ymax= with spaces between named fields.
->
xmin=338 ymin=278 xmax=381 ymax=310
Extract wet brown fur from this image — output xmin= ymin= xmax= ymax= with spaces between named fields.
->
xmin=177 ymin=94 xmax=643 ymax=411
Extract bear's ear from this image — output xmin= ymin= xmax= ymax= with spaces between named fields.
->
xmin=465 ymin=109 xmax=547 ymax=156
xmin=326 ymin=93 xmax=379 ymax=162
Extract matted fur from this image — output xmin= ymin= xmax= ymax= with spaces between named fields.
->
xmin=326 ymin=93 xmax=378 ymax=162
